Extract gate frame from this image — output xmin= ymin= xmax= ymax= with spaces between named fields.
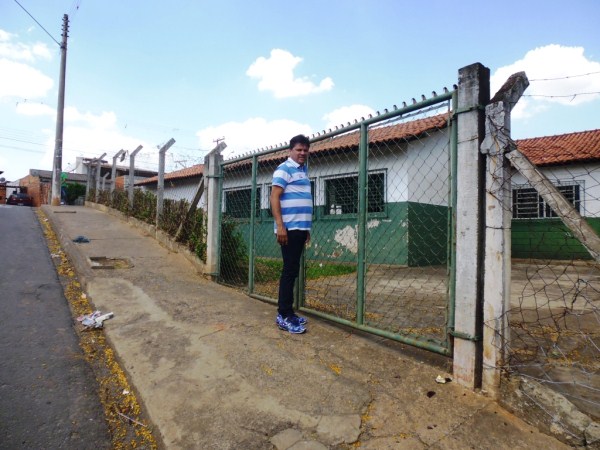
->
xmin=216 ymin=90 xmax=457 ymax=357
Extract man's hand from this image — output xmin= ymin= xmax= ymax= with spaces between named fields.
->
xmin=276 ymin=225 xmax=288 ymax=246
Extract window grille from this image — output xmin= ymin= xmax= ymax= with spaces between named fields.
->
xmin=512 ymin=182 xmax=581 ymax=219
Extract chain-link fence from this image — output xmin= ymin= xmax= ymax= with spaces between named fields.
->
xmin=483 ymin=120 xmax=600 ymax=421
xmin=218 ymin=93 xmax=456 ymax=355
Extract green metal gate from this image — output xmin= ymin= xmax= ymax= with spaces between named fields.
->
xmin=217 ymin=91 xmax=457 ymax=356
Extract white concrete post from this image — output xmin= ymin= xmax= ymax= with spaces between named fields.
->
xmin=111 ymin=149 xmax=126 ymax=193
xmin=128 ymin=145 xmax=143 ymax=208
xmin=480 ymin=72 xmax=529 ymax=397
xmin=102 ymin=172 xmax=110 ymax=191
xmin=204 ymin=144 xmax=224 ymax=277
xmin=453 ymin=63 xmax=490 ymax=389
xmin=156 ymin=138 xmax=176 ymax=225
xmin=94 ymin=152 xmax=107 ymax=203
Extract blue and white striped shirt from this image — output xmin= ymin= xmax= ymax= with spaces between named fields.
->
xmin=272 ymin=158 xmax=312 ymax=232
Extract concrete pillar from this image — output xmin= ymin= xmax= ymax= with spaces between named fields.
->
xmin=204 ymin=145 xmax=224 ymax=277
xmin=480 ymin=73 xmax=529 ymax=396
xmin=452 ymin=63 xmax=490 ymax=389
xmin=128 ymin=145 xmax=143 ymax=208
xmin=156 ymin=138 xmax=175 ymax=225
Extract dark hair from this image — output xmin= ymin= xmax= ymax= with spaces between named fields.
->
xmin=289 ymin=134 xmax=310 ymax=149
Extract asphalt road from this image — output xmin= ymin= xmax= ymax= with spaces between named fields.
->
xmin=0 ymin=205 xmax=110 ymax=449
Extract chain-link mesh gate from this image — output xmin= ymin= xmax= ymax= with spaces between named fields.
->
xmin=218 ymin=92 xmax=457 ymax=355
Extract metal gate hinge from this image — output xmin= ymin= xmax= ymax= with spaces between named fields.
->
xmin=449 ymin=329 xmax=482 ymax=342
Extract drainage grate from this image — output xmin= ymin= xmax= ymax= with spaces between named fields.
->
xmin=88 ymin=256 xmax=133 ymax=269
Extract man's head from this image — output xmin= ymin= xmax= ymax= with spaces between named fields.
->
xmin=289 ymin=134 xmax=310 ymax=165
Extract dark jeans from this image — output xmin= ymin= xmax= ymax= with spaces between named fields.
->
xmin=278 ymin=230 xmax=308 ymax=318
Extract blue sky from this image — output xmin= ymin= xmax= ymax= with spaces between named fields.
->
xmin=1 ymin=0 xmax=599 ymax=181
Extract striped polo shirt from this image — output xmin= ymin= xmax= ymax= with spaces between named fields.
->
xmin=272 ymin=157 xmax=312 ymax=232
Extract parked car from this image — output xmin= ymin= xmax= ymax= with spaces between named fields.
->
xmin=7 ymin=193 xmax=33 ymax=206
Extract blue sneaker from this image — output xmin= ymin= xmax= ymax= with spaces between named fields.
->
xmin=276 ymin=314 xmax=306 ymax=334
xmin=291 ymin=313 xmax=307 ymax=326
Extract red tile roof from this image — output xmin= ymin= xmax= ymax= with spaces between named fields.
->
xmin=135 ymin=163 xmax=204 ymax=186
xmin=310 ymin=112 xmax=450 ymax=153
xmin=225 ymin=113 xmax=451 ymax=169
xmin=516 ymin=129 xmax=600 ymax=166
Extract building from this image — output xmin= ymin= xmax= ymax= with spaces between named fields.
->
xmin=512 ymin=128 xmax=600 ymax=259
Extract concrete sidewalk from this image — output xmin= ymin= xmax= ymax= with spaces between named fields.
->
xmin=42 ymin=205 xmax=568 ymax=449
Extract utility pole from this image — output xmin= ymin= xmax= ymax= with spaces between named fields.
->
xmin=51 ymin=14 xmax=68 ymax=206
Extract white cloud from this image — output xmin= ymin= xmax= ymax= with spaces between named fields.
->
xmin=16 ymin=101 xmax=55 ymax=117
xmin=246 ymin=49 xmax=334 ymax=98
xmin=491 ymin=45 xmax=600 ymax=118
xmin=322 ymin=104 xmax=376 ymax=130
xmin=0 ymin=29 xmax=52 ymax=62
xmin=0 ymin=58 xmax=54 ymax=99
xmin=196 ymin=117 xmax=312 ymax=158
xmin=33 ymin=107 xmax=153 ymax=172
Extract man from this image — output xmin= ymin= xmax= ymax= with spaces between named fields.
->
xmin=270 ymin=134 xmax=312 ymax=334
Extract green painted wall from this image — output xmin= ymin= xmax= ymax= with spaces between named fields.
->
xmin=407 ymin=202 xmax=449 ymax=266
xmin=232 ymin=201 xmax=449 ymax=267
xmin=512 ymin=218 xmax=600 ymax=260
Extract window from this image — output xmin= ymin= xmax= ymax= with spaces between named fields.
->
xmin=324 ymin=172 xmax=385 ymax=216
xmin=512 ymin=183 xmax=581 ymax=219
xmin=224 ymin=187 xmax=261 ymax=218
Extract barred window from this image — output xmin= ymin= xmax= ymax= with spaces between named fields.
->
xmin=325 ymin=172 xmax=385 ymax=216
xmin=224 ymin=187 xmax=261 ymax=218
xmin=512 ymin=183 xmax=581 ymax=219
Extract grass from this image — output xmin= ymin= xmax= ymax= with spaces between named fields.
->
xmin=255 ymin=257 xmax=356 ymax=282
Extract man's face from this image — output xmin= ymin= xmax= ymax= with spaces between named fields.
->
xmin=289 ymin=143 xmax=309 ymax=165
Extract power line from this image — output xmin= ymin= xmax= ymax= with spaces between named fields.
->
xmin=0 ymin=144 xmax=47 ymax=154
xmin=12 ymin=0 xmax=60 ymax=46
xmin=529 ymin=71 xmax=600 ymax=82
xmin=0 ymin=135 xmax=48 ymax=147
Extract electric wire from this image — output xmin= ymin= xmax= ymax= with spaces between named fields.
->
xmin=12 ymin=0 xmax=61 ymax=46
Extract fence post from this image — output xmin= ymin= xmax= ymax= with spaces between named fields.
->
xmin=128 ymin=145 xmax=143 ymax=208
xmin=111 ymin=149 xmax=126 ymax=193
xmin=452 ymin=63 xmax=490 ymax=389
xmin=156 ymin=138 xmax=176 ymax=226
xmin=174 ymin=142 xmax=227 ymax=241
xmin=204 ymin=144 xmax=224 ymax=277
xmin=480 ymin=72 xmax=529 ymax=397
xmin=85 ymin=160 xmax=92 ymax=199
xmin=94 ymin=152 xmax=106 ymax=203
xmin=102 ymin=172 xmax=110 ymax=191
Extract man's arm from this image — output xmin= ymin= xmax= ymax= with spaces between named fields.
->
xmin=270 ymin=185 xmax=287 ymax=245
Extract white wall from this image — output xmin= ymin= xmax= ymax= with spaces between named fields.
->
xmin=222 ymin=128 xmax=451 ymax=210
xmin=142 ymin=177 xmax=206 ymax=208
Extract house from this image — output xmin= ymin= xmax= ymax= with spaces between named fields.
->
xmin=19 ymin=170 xmax=88 ymax=206
xmin=512 ymin=129 xmax=600 ymax=260
xmin=142 ymin=117 xmax=600 ymax=264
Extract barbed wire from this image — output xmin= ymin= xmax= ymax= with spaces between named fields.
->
xmin=529 ymin=71 xmax=600 ymax=82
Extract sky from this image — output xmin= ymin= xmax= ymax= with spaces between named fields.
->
xmin=1 ymin=0 xmax=599 ymax=182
